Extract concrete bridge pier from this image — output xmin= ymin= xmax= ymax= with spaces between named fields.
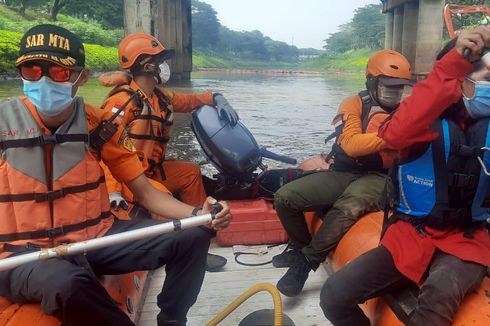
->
xmin=154 ymin=0 xmax=192 ymax=82
xmin=123 ymin=0 xmax=192 ymax=82
xmin=382 ymin=0 xmax=445 ymax=77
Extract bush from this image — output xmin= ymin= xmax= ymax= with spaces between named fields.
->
xmin=0 ymin=30 xmax=22 ymax=75
xmin=84 ymin=44 xmax=119 ymax=71
xmin=0 ymin=5 xmax=123 ymax=47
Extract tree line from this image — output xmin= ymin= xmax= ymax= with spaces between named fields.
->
xmin=2 ymin=0 xmax=123 ymax=27
xmin=191 ymin=0 xmax=305 ymax=62
xmin=323 ymin=1 xmax=490 ymax=55
xmin=1 ymin=0 xmax=316 ymax=62
xmin=323 ymin=4 xmax=384 ymax=54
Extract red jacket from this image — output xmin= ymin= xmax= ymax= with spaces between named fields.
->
xmin=379 ymin=49 xmax=490 ymax=283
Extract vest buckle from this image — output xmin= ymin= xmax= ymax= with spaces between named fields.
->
xmin=46 ymin=226 xmax=65 ymax=238
xmin=40 ymin=134 xmax=60 ymax=144
xmin=449 ymin=173 xmax=476 ymax=187
xmin=34 ymin=189 xmax=65 ymax=202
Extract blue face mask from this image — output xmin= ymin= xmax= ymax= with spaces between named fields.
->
xmin=463 ymin=80 xmax=490 ymax=119
xmin=23 ymin=76 xmax=75 ymax=117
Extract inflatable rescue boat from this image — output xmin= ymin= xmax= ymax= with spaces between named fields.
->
xmin=0 ymin=105 xmax=488 ymax=325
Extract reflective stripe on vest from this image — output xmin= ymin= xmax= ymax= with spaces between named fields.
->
xmin=0 ymin=97 xmax=111 ymax=250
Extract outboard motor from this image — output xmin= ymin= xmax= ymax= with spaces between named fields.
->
xmin=191 ymin=105 xmax=262 ymax=178
xmin=191 ymin=105 xmax=301 ymax=200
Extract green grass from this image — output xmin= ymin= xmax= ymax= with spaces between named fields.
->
xmin=300 ymin=48 xmax=374 ymax=72
xmin=192 ymin=51 xmax=300 ymax=70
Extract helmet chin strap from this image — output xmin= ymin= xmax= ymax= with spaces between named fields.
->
xmin=366 ymin=76 xmax=379 ymax=103
xmin=154 ymin=73 xmax=162 ymax=85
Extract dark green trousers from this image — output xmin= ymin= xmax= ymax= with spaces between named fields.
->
xmin=274 ymin=170 xmax=386 ymax=269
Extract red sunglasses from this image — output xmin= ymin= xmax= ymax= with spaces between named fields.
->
xmin=19 ymin=63 xmax=78 ymax=82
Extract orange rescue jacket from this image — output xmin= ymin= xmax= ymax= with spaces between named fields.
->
xmin=0 ymin=97 xmax=145 ymax=258
xmin=0 ymin=97 xmax=111 ymax=257
xmin=100 ymin=78 xmax=213 ymax=194
xmin=328 ymin=92 xmax=399 ymax=172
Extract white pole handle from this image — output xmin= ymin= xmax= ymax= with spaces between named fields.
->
xmin=0 ymin=213 xmax=214 ymax=272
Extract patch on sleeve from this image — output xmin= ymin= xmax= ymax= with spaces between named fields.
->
xmin=117 ymin=129 xmax=136 ymax=152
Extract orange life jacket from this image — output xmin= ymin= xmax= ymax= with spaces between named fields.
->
xmin=102 ymin=85 xmax=173 ymax=178
xmin=0 ymin=98 xmax=112 ymax=257
xmin=327 ymin=91 xmax=398 ymax=172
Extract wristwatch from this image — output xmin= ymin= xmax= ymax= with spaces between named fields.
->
xmin=191 ymin=207 xmax=202 ymax=216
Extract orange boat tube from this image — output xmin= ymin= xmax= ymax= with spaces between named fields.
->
xmin=305 ymin=211 xmax=490 ymax=326
xmin=0 ymin=271 xmax=148 ymax=326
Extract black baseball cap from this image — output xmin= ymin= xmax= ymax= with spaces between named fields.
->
xmin=16 ymin=24 xmax=85 ymax=68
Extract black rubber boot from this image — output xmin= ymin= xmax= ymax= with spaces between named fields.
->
xmin=157 ymin=312 xmax=187 ymax=326
xmin=272 ymin=242 xmax=302 ymax=268
xmin=276 ymin=252 xmax=312 ymax=297
xmin=205 ymin=253 xmax=227 ymax=272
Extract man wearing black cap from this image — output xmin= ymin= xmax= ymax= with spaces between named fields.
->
xmin=0 ymin=24 xmax=232 ymax=326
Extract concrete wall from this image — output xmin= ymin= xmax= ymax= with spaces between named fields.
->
xmin=154 ymin=0 xmax=192 ymax=82
xmin=385 ymin=11 xmax=394 ymax=49
xmin=392 ymin=7 xmax=404 ymax=52
xmin=401 ymin=1 xmax=419 ymax=69
xmin=382 ymin=0 xmax=445 ymax=77
xmin=123 ymin=0 xmax=152 ymax=35
xmin=414 ymin=0 xmax=445 ymax=75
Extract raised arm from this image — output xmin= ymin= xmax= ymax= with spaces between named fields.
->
xmin=379 ymin=27 xmax=490 ymax=149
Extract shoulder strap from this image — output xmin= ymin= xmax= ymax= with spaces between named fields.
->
xmin=154 ymin=87 xmax=173 ymax=122
xmin=358 ymin=90 xmax=373 ymax=132
xmin=154 ymin=87 xmax=170 ymax=107
xmin=432 ymin=119 xmax=450 ymax=205
xmin=101 ymin=85 xmax=144 ymax=112
xmin=89 ymin=92 xmax=140 ymax=156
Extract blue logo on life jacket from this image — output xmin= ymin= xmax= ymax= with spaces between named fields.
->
xmin=396 ymin=120 xmax=450 ymax=217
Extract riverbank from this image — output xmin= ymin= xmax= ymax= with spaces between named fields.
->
xmin=194 ymin=67 xmax=362 ymax=76
xmin=301 ymin=48 xmax=374 ymax=72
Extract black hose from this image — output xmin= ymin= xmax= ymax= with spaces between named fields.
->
xmin=233 ymin=243 xmax=288 ymax=267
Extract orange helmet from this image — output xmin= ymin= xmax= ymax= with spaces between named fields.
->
xmin=118 ymin=32 xmax=174 ymax=69
xmin=366 ymin=49 xmax=411 ymax=79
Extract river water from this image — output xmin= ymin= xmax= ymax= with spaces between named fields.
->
xmin=0 ymin=72 xmax=364 ymax=172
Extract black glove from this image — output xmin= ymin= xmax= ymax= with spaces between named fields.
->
xmin=213 ymin=93 xmax=239 ymax=127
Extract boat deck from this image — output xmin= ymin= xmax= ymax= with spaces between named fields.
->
xmin=137 ymin=242 xmax=332 ymax=326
